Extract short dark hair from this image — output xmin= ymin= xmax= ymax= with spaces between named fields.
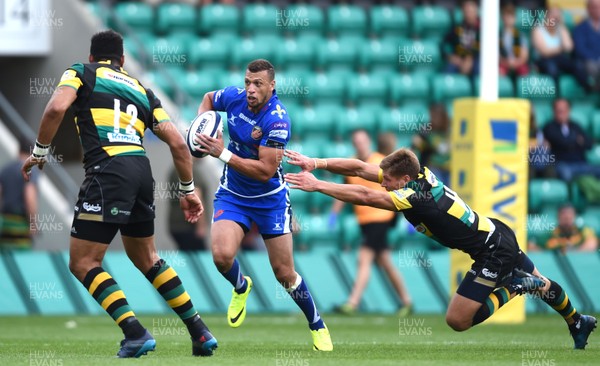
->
xmin=380 ymin=148 xmax=421 ymax=180
xmin=90 ymin=29 xmax=123 ymax=63
xmin=247 ymin=59 xmax=275 ymax=81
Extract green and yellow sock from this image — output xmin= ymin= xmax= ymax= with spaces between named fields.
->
xmin=82 ymin=267 xmax=145 ymax=338
xmin=542 ymin=280 xmax=581 ymax=326
xmin=472 ymin=287 xmax=514 ymax=325
xmin=145 ymin=259 xmax=208 ymax=338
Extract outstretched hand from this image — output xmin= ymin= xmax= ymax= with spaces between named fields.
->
xmin=284 ymin=171 xmax=320 ymax=192
xmin=21 ymin=156 xmax=46 ymax=182
xmin=284 ymin=149 xmax=315 ymax=172
xmin=180 ymin=193 xmax=204 ymax=223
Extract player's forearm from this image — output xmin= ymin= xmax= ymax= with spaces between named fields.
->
xmin=227 ymin=155 xmax=274 ymax=182
xmin=171 ymin=142 xmax=194 ymax=183
xmin=319 ymin=158 xmax=380 ymax=182
xmin=315 ymin=180 xmax=372 ymax=206
xmin=37 ymin=104 xmax=66 ymax=145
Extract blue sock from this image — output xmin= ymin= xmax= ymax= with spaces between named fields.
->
xmin=287 ymin=274 xmax=324 ymax=331
xmin=221 ymin=258 xmax=247 ymax=294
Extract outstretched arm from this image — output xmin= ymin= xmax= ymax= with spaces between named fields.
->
xmin=284 ymin=149 xmax=381 ymax=183
xmin=285 ymin=172 xmax=396 ymax=211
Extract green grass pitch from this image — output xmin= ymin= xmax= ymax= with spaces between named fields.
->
xmin=1 ymin=314 xmax=598 ymax=365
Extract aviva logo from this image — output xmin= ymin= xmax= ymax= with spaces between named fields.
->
xmin=490 ymin=120 xmax=517 ymax=153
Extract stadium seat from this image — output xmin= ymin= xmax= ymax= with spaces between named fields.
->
xmin=123 ymin=32 xmax=155 ymax=65
xmin=327 ymin=5 xmax=367 ymax=37
xmin=275 ymin=37 xmax=315 ymax=72
xmin=289 ymin=185 xmax=311 ymax=214
xmin=559 ymin=75 xmax=587 ymax=101
xmin=296 ymin=213 xmax=340 ymax=250
xmin=431 ymin=74 xmax=472 ymax=103
xmin=411 ymin=5 xmax=451 ymax=40
xmin=586 ymin=144 xmax=600 ymax=165
xmin=389 ymin=73 xmax=430 ymax=106
xmin=144 ymin=69 xmax=175 ymax=99
xmin=531 ymin=101 xmax=553 ymax=129
xmin=188 ymin=36 xmax=231 ymax=71
xmin=181 ymin=71 xmax=217 ymax=99
xmin=569 ymin=109 xmax=591 ymax=135
xmin=516 ymin=75 xmax=556 ymax=100
xmin=283 ymin=4 xmax=324 ymax=36
xmin=306 ymin=71 xmax=347 ymax=105
xmin=155 ymin=3 xmax=196 ymax=35
xmin=592 ymin=111 xmax=600 ymax=141
xmin=340 ymin=213 xmax=361 ymax=249
xmin=359 ymin=38 xmax=400 ymax=75
xmin=347 ymin=72 xmax=388 ymax=107
xmin=218 ymin=70 xmax=245 ymax=88
xmin=113 ymin=2 xmax=154 ymax=33
xmin=316 ymin=37 xmax=359 ymax=72
xmin=198 ymin=4 xmax=240 ymax=37
xmin=581 ymin=207 xmax=600 ymax=233
xmin=243 ymin=4 xmax=280 ymax=36
xmin=322 ymin=141 xmax=354 ymax=159
xmin=370 ymin=5 xmax=410 ymax=38
xmin=292 ymin=103 xmax=339 ymax=140
xmin=528 ymin=179 xmax=569 ymax=213
xmin=474 ymin=76 xmax=514 ymax=97
xmin=397 ymin=38 xmax=442 ymax=73
xmin=526 ymin=213 xmax=555 ymax=246
xmin=145 ymin=33 xmax=195 ymax=69
xmin=334 ymin=105 xmax=378 ymax=139
xmin=231 ymin=36 xmax=277 ymax=70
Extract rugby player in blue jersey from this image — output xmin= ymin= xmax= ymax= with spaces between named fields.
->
xmin=194 ymin=59 xmax=332 ymax=351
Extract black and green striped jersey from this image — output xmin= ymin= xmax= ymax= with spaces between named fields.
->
xmin=386 ymin=167 xmax=496 ymax=257
xmin=57 ymin=60 xmax=170 ymax=168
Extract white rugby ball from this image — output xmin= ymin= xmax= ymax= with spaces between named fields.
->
xmin=186 ymin=111 xmax=222 ymax=158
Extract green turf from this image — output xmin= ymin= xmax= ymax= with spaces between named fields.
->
xmin=0 ymin=314 xmax=598 ymax=365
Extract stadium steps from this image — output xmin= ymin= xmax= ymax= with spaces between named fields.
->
xmin=0 ymin=252 xmax=29 ymax=315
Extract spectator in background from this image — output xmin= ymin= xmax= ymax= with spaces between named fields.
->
xmin=411 ymin=103 xmax=451 ymax=185
xmin=377 ymin=132 xmax=398 ymax=156
xmin=329 ymin=130 xmax=412 ymax=316
xmin=528 ymin=109 xmax=555 ymax=179
xmin=443 ymin=0 xmax=480 ymax=76
xmin=532 ymin=7 xmax=590 ymax=93
xmin=542 ymin=98 xmax=599 ymax=182
xmin=544 ymin=204 xmax=598 ymax=253
xmin=0 ymin=142 xmax=38 ymax=250
xmin=573 ymin=0 xmax=600 ymax=92
xmin=499 ymin=3 xmax=530 ymax=78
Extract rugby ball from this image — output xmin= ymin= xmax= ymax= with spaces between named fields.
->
xmin=186 ymin=111 xmax=222 ymax=158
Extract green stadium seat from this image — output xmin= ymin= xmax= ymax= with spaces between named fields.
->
xmin=198 ymin=4 xmax=239 ymax=37
xmin=431 ymin=74 xmax=472 ymax=103
xmin=86 ymin=1 xmax=110 ymax=26
xmin=289 ymin=185 xmax=311 ymax=213
xmin=181 ymin=71 xmax=217 ymax=99
xmin=586 ymin=144 xmax=600 ymax=165
xmin=390 ymin=73 xmax=430 ymax=106
xmin=570 ymin=109 xmax=591 ymax=134
xmin=113 ymin=2 xmax=154 ymax=33
xmin=145 ymin=34 xmax=194 ymax=69
xmin=243 ymin=4 xmax=280 ymax=36
xmin=359 ymin=38 xmax=400 ymax=75
xmin=340 ymin=213 xmax=361 ymax=249
xmin=143 ymin=69 xmax=174 ymax=99
xmin=370 ymin=5 xmax=410 ymax=38
xmin=276 ymin=70 xmax=311 ymax=106
xmin=347 ymin=72 xmax=388 ymax=107
xmin=411 ymin=5 xmax=451 ymax=40
xmin=283 ymin=4 xmax=324 ymax=36
xmin=218 ymin=70 xmax=245 ymax=88
xmin=528 ymin=179 xmax=569 ymax=213
xmin=306 ymin=71 xmax=347 ymax=105
xmin=474 ymin=76 xmax=514 ymax=97
xmin=516 ymin=75 xmax=556 ymax=99
xmin=531 ymin=101 xmax=553 ymax=129
xmin=292 ymin=103 xmax=339 ymax=139
xmin=296 ymin=213 xmax=340 ymax=250
xmin=286 ymin=139 xmax=325 ymax=161
xmin=397 ymin=38 xmax=442 ymax=72
xmin=317 ymin=37 xmax=359 ymax=72
xmin=334 ymin=105 xmax=378 ymax=139
xmin=327 ymin=5 xmax=367 ymax=37
xmin=526 ymin=213 xmax=555 ymax=246
xmin=581 ymin=207 xmax=600 ymax=233
xmin=188 ymin=36 xmax=231 ymax=71
xmin=593 ymin=111 xmax=600 ymax=141
xmin=231 ymin=36 xmax=277 ymax=70
xmin=516 ymin=6 xmax=538 ymax=32
xmin=275 ymin=37 xmax=315 ymax=72
xmin=559 ymin=75 xmax=587 ymax=101
xmin=156 ymin=3 xmax=196 ymax=35
xmin=123 ymin=32 xmax=155 ymax=65
xmin=322 ymin=141 xmax=354 ymax=159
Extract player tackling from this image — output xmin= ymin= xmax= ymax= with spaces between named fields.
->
xmin=194 ymin=59 xmax=332 ymax=351
xmin=285 ymin=148 xmax=596 ymax=349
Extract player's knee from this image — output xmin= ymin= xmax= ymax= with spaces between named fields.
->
xmin=68 ymin=258 xmax=96 ymax=282
xmin=212 ymin=251 xmax=234 ymax=272
xmin=272 ymin=265 xmax=295 ymax=286
xmin=445 ymin=313 xmax=471 ymax=332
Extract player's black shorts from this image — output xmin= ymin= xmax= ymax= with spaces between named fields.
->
xmin=456 ymin=218 xmax=533 ymax=303
xmin=70 ymin=155 xmax=155 ymax=244
xmin=360 ymin=221 xmax=393 ymax=253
